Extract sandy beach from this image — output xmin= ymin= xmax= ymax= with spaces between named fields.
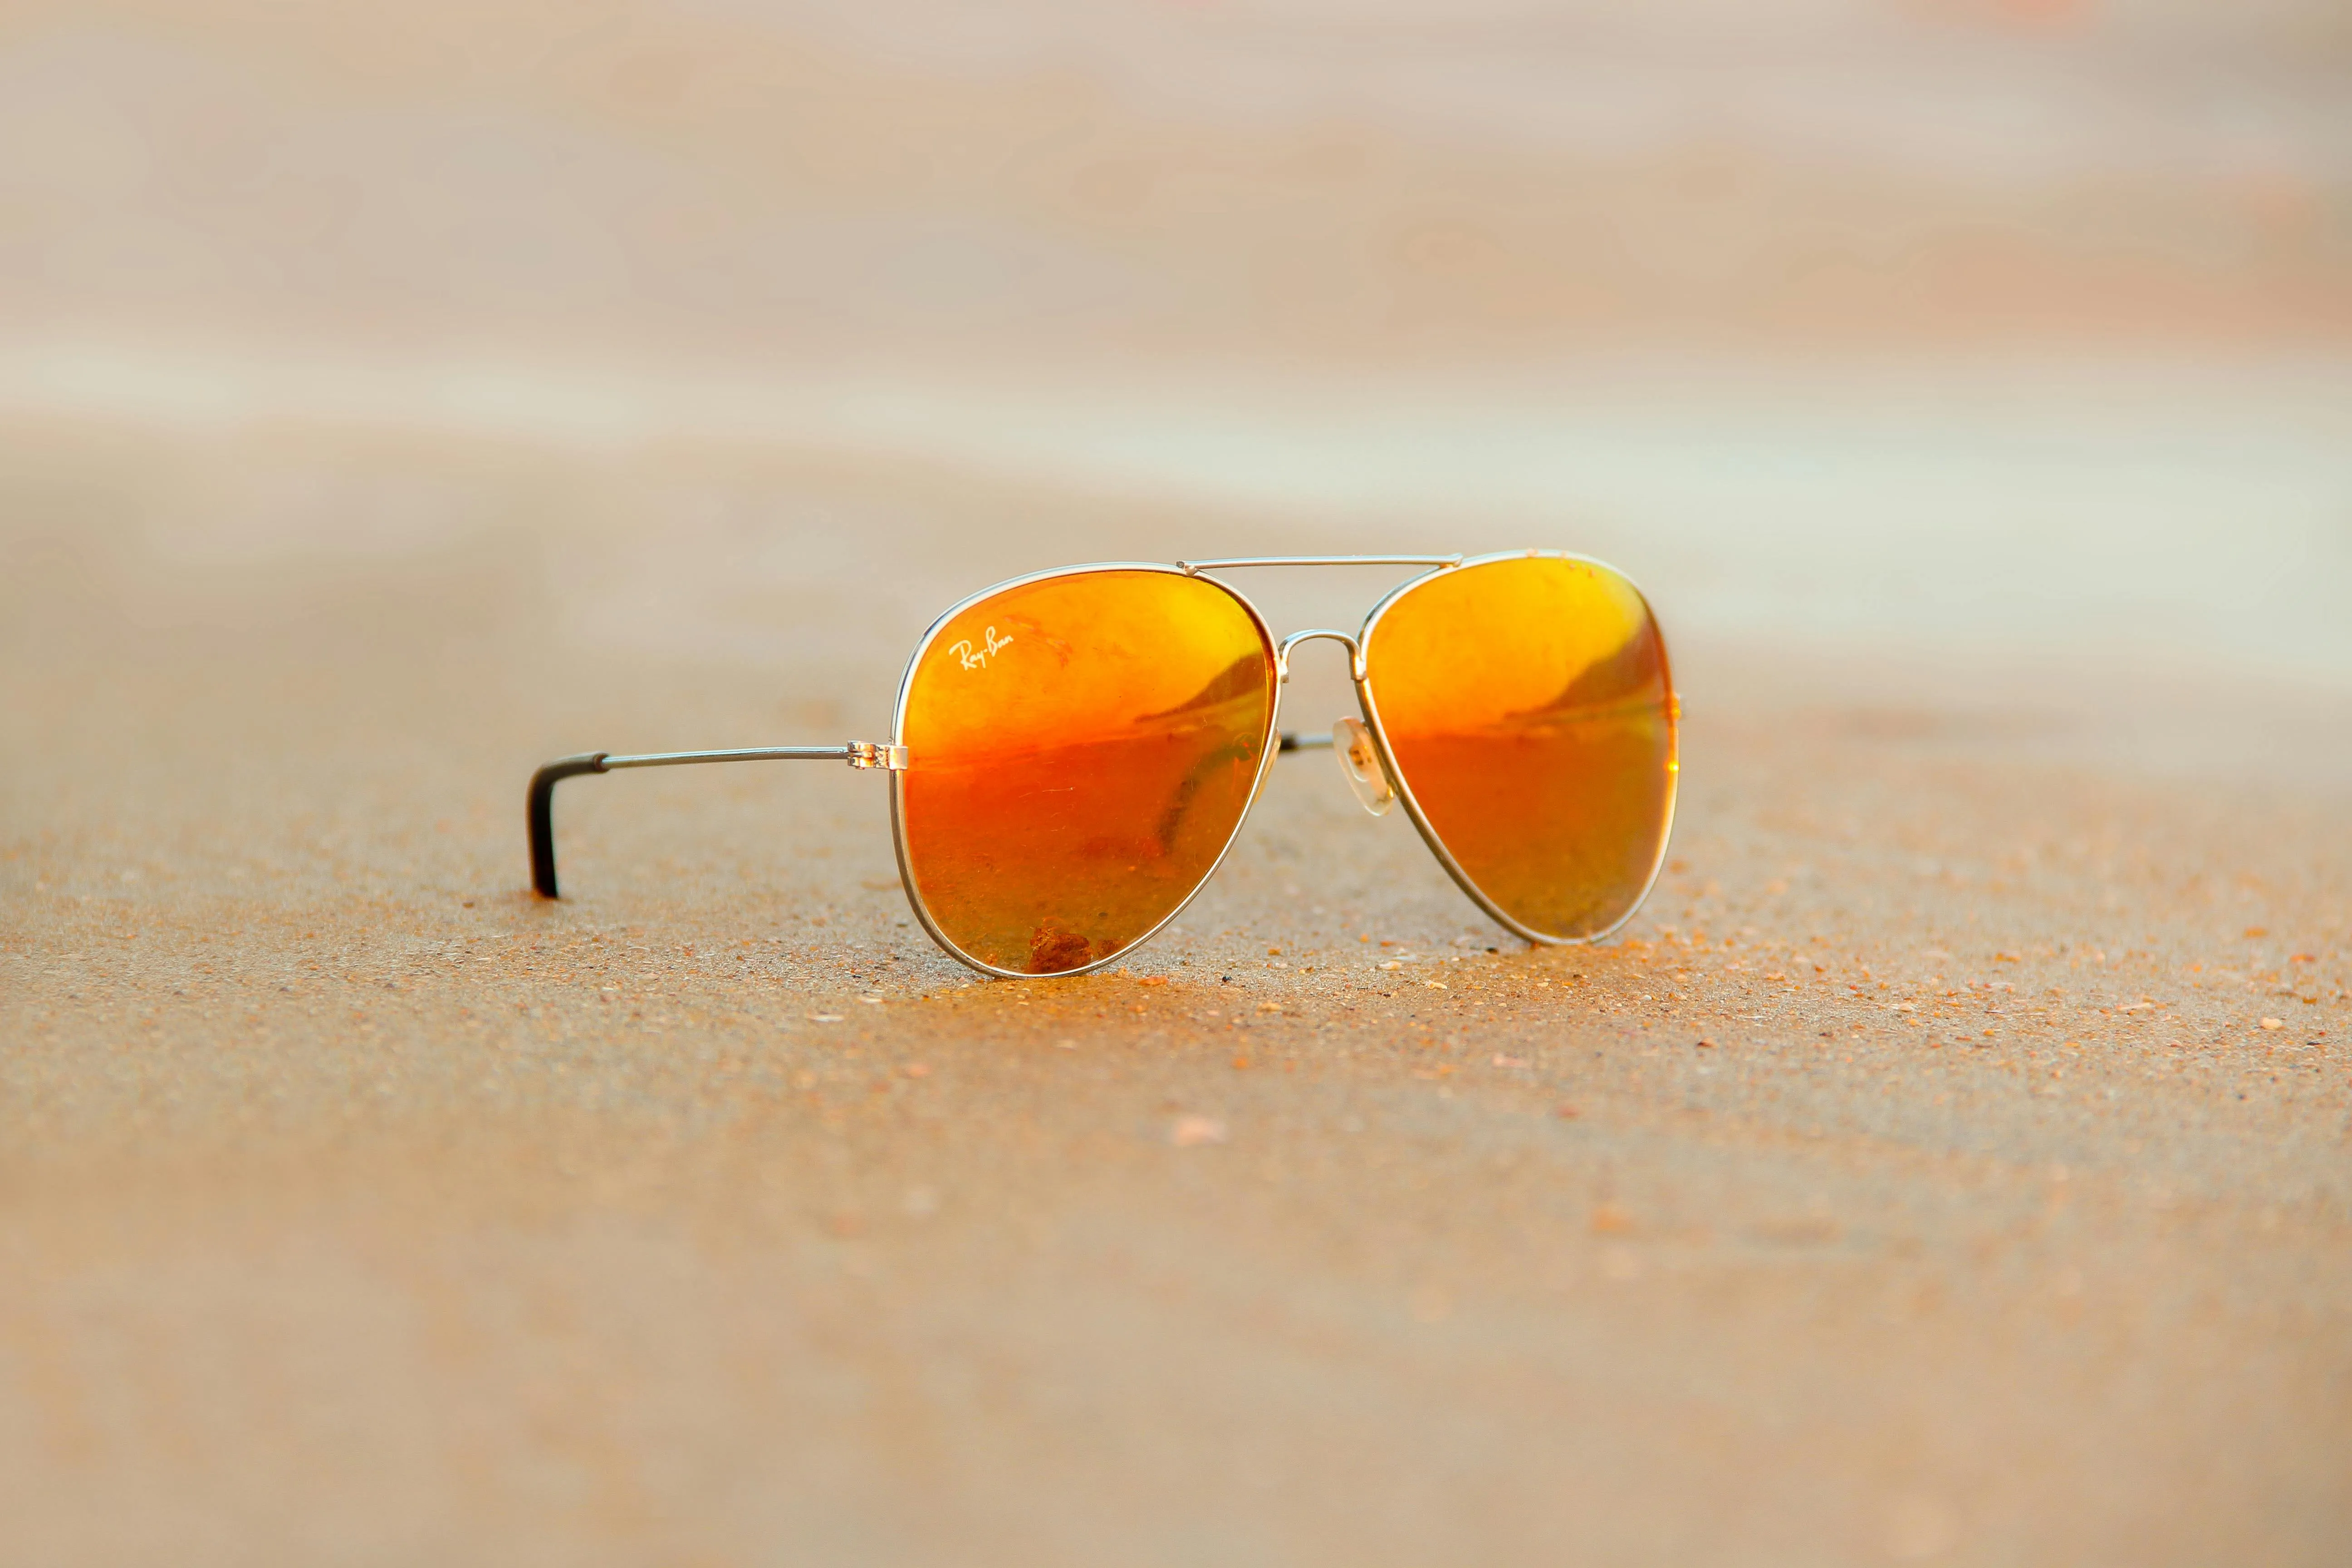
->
xmin=4 ymin=2 xmax=2351 ymax=1563
xmin=5 ymin=405 xmax=2349 ymax=1563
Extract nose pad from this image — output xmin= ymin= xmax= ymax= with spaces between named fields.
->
xmin=1333 ymin=716 xmax=1396 ymax=817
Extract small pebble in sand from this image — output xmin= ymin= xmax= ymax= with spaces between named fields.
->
xmin=2261 ymin=1018 xmax=2284 ymax=1030
xmin=1171 ymin=1115 xmax=1227 ymax=1147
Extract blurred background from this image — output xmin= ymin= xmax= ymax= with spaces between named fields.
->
xmin=2 ymin=0 xmax=2348 ymax=720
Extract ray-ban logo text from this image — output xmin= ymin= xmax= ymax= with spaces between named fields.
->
xmin=949 ymin=626 xmax=1014 ymax=670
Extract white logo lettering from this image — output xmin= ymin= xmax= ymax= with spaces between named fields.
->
xmin=949 ymin=625 xmax=1015 ymax=671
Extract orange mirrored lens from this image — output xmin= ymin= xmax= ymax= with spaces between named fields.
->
xmin=1363 ymin=555 xmax=1676 ymax=940
xmin=898 ymin=569 xmax=1276 ymax=975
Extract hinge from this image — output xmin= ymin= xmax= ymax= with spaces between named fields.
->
xmin=846 ymin=740 xmax=909 ymax=771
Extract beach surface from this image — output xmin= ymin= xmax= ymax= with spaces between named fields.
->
xmin=5 ymin=1 xmax=2352 ymax=1561
xmin=4 ymin=384 xmax=2350 ymax=1565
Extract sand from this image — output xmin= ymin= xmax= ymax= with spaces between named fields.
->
xmin=3 ymin=410 xmax=2348 ymax=1567
xmin=5 ymin=1 xmax=2351 ymax=1559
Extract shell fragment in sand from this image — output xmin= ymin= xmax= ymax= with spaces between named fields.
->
xmin=1170 ymin=1115 xmax=1227 ymax=1147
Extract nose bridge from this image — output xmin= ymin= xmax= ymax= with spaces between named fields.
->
xmin=1274 ymin=627 xmax=1364 ymax=683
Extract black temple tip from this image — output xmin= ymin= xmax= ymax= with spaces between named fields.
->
xmin=527 ymin=753 xmax=608 ymax=898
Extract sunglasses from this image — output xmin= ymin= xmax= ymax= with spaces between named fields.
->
xmin=527 ymin=552 xmax=1679 ymax=979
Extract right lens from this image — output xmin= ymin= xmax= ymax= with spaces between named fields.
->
xmin=895 ymin=567 xmax=1277 ymax=975
xmin=1360 ymin=554 xmax=1676 ymax=941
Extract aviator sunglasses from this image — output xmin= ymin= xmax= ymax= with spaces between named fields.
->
xmin=527 ymin=552 xmax=1679 ymax=979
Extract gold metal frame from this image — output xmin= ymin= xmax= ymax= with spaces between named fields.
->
xmin=524 ymin=552 xmax=1677 ymax=979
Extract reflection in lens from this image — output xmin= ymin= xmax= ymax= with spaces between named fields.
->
xmin=1362 ymin=555 xmax=1676 ymax=941
xmin=898 ymin=568 xmax=1276 ymax=975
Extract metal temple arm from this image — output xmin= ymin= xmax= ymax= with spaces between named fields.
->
xmin=530 ymin=733 xmax=1321 ymax=899
xmin=527 ymin=743 xmax=905 ymax=898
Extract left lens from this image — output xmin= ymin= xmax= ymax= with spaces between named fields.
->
xmin=1360 ymin=554 xmax=1676 ymax=941
xmin=896 ymin=567 xmax=1276 ymax=975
